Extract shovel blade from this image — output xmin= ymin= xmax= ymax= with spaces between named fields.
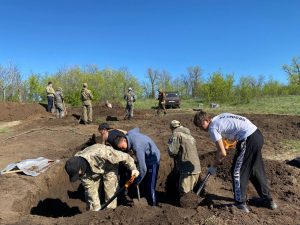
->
xmin=133 ymin=197 xmax=148 ymax=206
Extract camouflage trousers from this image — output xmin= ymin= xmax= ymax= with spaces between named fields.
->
xmin=157 ymin=102 xmax=166 ymax=115
xmin=81 ymin=168 xmax=119 ymax=211
xmin=124 ymin=103 xmax=133 ymax=119
xmin=82 ymin=102 xmax=93 ymax=123
xmin=55 ymin=103 xmax=65 ymax=119
xmin=179 ymin=173 xmax=200 ymax=194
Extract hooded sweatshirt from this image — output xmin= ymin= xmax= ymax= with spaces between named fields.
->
xmin=168 ymin=126 xmax=201 ymax=174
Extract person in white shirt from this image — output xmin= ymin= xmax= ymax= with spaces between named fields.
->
xmin=193 ymin=110 xmax=277 ymax=213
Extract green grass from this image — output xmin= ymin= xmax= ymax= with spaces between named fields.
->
xmin=134 ymin=95 xmax=300 ymax=115
xmin=280 ymin=139 xmax=300 ymax=153
xmin=0 ymin=127 xmax=9 ymax=133
xmin=132 ymin=98 xmax=158 ymax=110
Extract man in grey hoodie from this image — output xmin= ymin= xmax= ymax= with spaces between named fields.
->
xmin=114 ymin=128 xmax=160 ymax=206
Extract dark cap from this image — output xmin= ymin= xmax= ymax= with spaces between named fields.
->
xmin=98 ymin=122 xmax=111 ymax=130
xmin=65 ymin=157 xmax=82 ymax=182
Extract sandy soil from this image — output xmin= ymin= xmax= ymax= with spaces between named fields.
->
xmin=0 ymin=101 xmax=299 ymax=225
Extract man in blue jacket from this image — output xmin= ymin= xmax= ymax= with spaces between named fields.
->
xmin=114 ymin=128 xmax=160 ymax=206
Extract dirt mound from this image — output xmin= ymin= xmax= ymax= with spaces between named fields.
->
xmin=0 ymin=102 xmax=300 ymax=225
xmin=179 ymin=192 xmax=201 ymax=209
xmin=0 ymin=101 xmax=48 ymax=121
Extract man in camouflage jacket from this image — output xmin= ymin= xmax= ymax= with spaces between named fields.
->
xmin=65 ymin=144 xmax=139 ymax=211
xmin=168 ymin=120 xmax=201 ymax=196
xmin=81 ymin=83 xmax=93 ymax=124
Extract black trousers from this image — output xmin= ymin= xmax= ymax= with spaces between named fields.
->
xmin=231 ymin=129 xmax=272 ymax=204
xmin=47 ymin=96 xmax=54 ymax=112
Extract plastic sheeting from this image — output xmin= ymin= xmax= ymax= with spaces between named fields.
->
xmin=0 ymin=157 xmax=57 ymax=176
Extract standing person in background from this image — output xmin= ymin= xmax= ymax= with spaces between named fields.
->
xmin=54 ymin=87 xmax=65 ymax=119
xmin=81 ymin=83 xmax=93 ymax=125
xmin=157 ymin=88 xmax=167 ymax=115
xmin=168 ymin=120 xmax=201 ymax=199
xmin=124 ymin=87 xmax=136 ymax=120
xmin=193 ymin=110 xmax=278 ymax=213
xmin=46 ymin=81 xmax=55 ymax=113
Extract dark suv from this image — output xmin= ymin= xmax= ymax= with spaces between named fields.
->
xmin=165 ymin=91 xmax=180 ymax=108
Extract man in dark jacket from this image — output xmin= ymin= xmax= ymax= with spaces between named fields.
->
xmin=114 ymin=128 xmax=160 ymax=206
xmin=157 ymin=88 xmax=167 ymax=115
xmin=98 ymin=123 xmax=127 ymax=149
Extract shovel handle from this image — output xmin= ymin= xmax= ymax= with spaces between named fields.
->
xmin=137 ymin=185 xmax=141 ymax=201
xmin=100 ymin=175 xmax=136 ymax=210
xmin=196 ymin=172 xmax=211 ymax=195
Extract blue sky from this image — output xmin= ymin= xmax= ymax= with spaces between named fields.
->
xmin=0 ymin=0 xmax=300 ymax=84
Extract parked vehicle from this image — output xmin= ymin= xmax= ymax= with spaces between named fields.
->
xmin=165 ymin=91 xmax=180 ymax=108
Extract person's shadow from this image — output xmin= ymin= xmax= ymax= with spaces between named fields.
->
xmin=67 ymin=183 xmax=85 ymax=202
xmin=39 ymin=103 xmax=48 ymax=111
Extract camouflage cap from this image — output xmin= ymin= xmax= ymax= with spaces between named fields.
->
xmin=56 ymin=87 xmax=62 ymax=91
xmin=128 ymin=87 xmax=132 ymax=91
xmin=83 ymin=83 xmax=88 ymax=87
xmin=170 ymin=120 xmax=181 ymax=129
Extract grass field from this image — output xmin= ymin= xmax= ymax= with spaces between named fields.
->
xmin=135 ymin=95 xmax=300 ymax=115
xmin=135 ymin=95 xmax=300 ymax=157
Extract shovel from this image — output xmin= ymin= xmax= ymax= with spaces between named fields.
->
xmin=100 ymin=175 xmax=136 ymax=210
xmin=132 ymin=184 xmax=148 ymax=206
xmin=195 ymin=172 xmax=211 ymax=195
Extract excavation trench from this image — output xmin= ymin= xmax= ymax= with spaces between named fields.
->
xmin=12 ymin=163 xmax=86 ymax=218
xmin=13 ymin=143 xmax=229 ymax=219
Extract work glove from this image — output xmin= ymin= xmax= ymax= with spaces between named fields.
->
xmin=131 ymin=169 xmax=140 ymax=178
xmin=208 ymin=166 xmax=217 ymax=175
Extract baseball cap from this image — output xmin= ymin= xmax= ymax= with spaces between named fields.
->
xmin=98 ymin=122 xmax=111 ymax=130
xmin=128 ymin=87 xmax=132 ymax=91
xmin=170 ymin=120 xmax=181 ymax=129
xmin=83 ymin=83 xmax=88 ymax=87
xmin=65 ymin=157 xmax=82 ymax=182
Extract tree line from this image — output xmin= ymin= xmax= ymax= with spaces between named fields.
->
xmin=0 ymin=57 xmax=299 ymax=106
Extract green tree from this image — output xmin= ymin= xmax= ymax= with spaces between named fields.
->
xmin=28 ymin=74 xmax=44 ymax=102
xmin=283 ymin=57 xmax=300 ymax=85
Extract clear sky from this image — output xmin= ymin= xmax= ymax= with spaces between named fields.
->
xmin=1 ymin=0 xmax=300 ymax=84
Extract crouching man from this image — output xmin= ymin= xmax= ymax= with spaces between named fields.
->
xmin=65 ymin=144 xmax=139 ymax=211
xmin=168 ymin=120 xmax=201 ymax=198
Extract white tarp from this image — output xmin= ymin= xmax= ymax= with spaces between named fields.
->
xmin=0 ymin=157 xmax=56 ymax=176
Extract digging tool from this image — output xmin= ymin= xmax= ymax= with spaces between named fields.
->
xmin=196 ymin=172 xmax=211 ymax=195
xmin=137 ymin=184 xmax=141 ymax=201
xmin=100 ymin=175 xmax=136 ymax=210
xmin=132 ymin=184 xmax=148 ymax=206
xmin=223 ymin=139 xmax=237 ymax=150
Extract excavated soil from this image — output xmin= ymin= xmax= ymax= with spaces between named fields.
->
xmin=0 ymin=101 xmax=299 ymax=225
